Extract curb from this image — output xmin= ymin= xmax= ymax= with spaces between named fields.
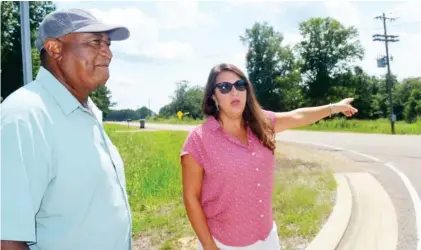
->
xmin=305 ymin=173 xmax=353 ymax=250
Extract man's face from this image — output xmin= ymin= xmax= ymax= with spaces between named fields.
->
xmin=57 ymin=32 xmax=113 ymax=93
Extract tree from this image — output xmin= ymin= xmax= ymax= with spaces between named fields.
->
xmin=403 ymin=89 xmax=421 ymax=123
xmin=1 ymin=1 xmax=56 ymax=100
xmin=328 ymin=66 xmax=367 ymax=119
xmin=106 ymin=107 xmax=155 ymax=121
xmin=159 ymin=81 xmax=204 ymax=119
xmin=395 ymin=77 xmax=421 ymax=122
xmin=240 ymin=22 xmax=302 ymax=112
xmin=89 ymin=85 xmax=115 ymax=120
xmin=371 ymin=76 xmax=389 ymax=119
xmin=296 ymin=17 xmax=364 ymax=106
xmin=137 ymin=106 xmax=153 ymax=119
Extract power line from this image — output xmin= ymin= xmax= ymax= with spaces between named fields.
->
xmin=388 ymin=20 xmax=421 ymax=28
xmin=373 ymin=13 xmax=399 ymax=134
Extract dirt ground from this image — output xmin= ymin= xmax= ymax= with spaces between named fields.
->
xmin=275 ymin=141 xmax=362 ymax=173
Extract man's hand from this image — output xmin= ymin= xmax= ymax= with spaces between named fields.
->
xmin=334 ymin=98 xmax=358 ymax=117
xmin=1 ymin=241 xmax=30 ymax=250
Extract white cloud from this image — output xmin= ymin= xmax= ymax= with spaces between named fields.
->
xmin=283 ymin=33 xmax=302 ymax=46
xmin=106 ymin=58 xmax=177 ymax=112
xmin=143 ymin=41 xmax=195 ymax=61
xmin=155 ymin=2 xmax=214 ymax=29
xmin=88 ymin=8 xmax=196 ymax=62
xmin=355 ymin=1 xmax=421 ymax=80
xmin=324 ymin=0 xmax=361 ymax=26
xmin=389 ymin=0 xmax=421 ymax=24
xmin=229 ymin=51 xmax=248 ymax=75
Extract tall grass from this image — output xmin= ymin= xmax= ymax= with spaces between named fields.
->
xmin=104 ymin=127 xmax=190 ymax=237
xmin=146 ymin=117 xmax=421 ymax=135
xmin=296 ymin=117 xmax=421 ymax=135
xmin=104 ymin=125 xmax=336 ymax=249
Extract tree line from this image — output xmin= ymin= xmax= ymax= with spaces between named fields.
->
xmin=2 ymin=2 xmax=420 ymax=123
xmin=154 ymin=18 xmax=420 ymax=123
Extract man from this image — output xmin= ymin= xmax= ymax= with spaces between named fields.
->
xmin=1 ymin=9 xmax=132 ymax=250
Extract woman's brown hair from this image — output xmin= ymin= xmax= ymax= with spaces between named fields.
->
xmin=202 ymin=63 xmax=276 ymax=153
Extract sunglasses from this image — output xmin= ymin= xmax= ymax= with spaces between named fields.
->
xmin=215 ymin=79 xmax=247 ymax=94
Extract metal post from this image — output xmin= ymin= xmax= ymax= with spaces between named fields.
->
xmin=373 ymin=13 xmax=398 ymax=134
xmin=382 ymin=13 xmax=395 ymax=134
xmin=20 ymin=1 xmax=33 ymax=85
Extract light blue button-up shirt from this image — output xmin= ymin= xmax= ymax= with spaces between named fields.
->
xmin=1 ymin=67 xmax=132 ymax=250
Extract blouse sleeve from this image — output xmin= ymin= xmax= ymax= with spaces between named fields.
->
xmin=180 ymin=130 xmax=205 ymax=168
xmin=262 ymin=109 xmax=276 ymax=129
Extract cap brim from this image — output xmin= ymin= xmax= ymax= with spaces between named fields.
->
xmin=74 ymin=22 xmax=130 ymax=41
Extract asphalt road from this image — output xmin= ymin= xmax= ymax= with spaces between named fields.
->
xmin=276 ymin=130 xmax=421 ymax=250
xmin=120 ymin=121 xmax=421 ymax=250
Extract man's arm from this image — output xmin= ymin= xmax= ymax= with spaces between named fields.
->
xmin=1 ymin=112 xmax=53 ymax=244
xmin=0 ymin=241 xmax=29 ymax=250
xmin=273 ymin=98 xmax=358 ymax=133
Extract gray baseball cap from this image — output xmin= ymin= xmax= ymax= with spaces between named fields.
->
xmin=35 ymin=8 xmax=130 ymax=53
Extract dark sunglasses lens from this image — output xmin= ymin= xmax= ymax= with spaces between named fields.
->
xmin=217 ymin=83 xmax=232 ymax=94
xmin=235 ymin=80 xmax=247 ymax=91
xmin=216 ymin=80 xmax=247 ymax=94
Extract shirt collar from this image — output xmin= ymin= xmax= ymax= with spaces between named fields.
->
xmin=205 ymin=115 xmax=221 ymax=132
xmin=37 ymin=67 xmax=102 ymax=121
xmin=37 ymin=67 xmax=81 ymax=116
xmin=205 ymin=115 xmax=253 ymax=149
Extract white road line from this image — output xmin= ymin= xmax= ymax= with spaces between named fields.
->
xmin=278 ymin=138 xmax=421 ymax=250
xmin=384 ymin=162 xmax=421 ymax=250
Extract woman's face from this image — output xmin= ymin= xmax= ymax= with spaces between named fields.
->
xmin=213 ymin=71 xmax=248 ymax=118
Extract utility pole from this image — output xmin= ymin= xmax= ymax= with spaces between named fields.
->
xmin=373 ymin=13 xmax=399 ymax=134
xmin=148 ymin=99 xmax=152 ymax=117
xmin=20 ymin=1 xmax=33 ymax=85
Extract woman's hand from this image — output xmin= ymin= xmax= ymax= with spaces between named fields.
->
xmin=333 ymin=98 xmax=358 ymax=117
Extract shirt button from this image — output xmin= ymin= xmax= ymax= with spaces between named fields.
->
xmin=260 ymin=214 xmax=264 ymax=218
xmin=257 ymin=183 xmax=261 ymax=187
xmin=256 ymin=168 xmax=259 ymax=171
xmin=252 ymin=152 xmax=256 ymax=156
xmin=259 ymin=200 xmax=262 ymax=203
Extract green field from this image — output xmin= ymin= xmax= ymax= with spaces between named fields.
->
xmin=105 ymin=124 xmax=336 ymax=249
xmin=146 ymin=117 xmax=421 ymax=135
xmin=147 ymin=116 xmax=204 ymax=125
xmin=295 ymin=117 xmax=421 ymax=135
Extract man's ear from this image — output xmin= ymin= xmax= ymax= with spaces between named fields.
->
xmin=44 ymin=38 xmax=63 ymax=61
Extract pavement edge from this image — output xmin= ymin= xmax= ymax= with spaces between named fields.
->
xmin=305 ymin=173 xmax=353 ymax=250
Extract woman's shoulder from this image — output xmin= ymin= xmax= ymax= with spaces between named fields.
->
xmin=187 ymin=117 xmax=213 ymax=138
xmin=261 ymin=109 xmax=276 ymax=127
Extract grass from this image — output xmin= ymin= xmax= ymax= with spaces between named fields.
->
xmin=145 ymin=117 xmax=421 ymax=135
xmin=272 ymin=157 xmax=336 ymax=250
xmin=105 ymin=123 xmax=139 ymax=131
xmin=104 ymin=126 xmax=191 ymax=243
xmin=104 ymin=124 xmax=336 ymax=249
xmin=148 ymin=116 xmax=204 ymax=125
xmin=295 ymin=117 xmax=421 ymax=135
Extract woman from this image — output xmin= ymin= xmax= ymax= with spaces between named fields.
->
xmin=180 ymin=63 xmax=357 ymax=250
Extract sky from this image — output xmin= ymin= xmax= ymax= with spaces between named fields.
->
xmin=54 ymin=0 xmax=421 ymax=113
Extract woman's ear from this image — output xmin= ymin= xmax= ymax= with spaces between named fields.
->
xmin=212 ymin=95 xmax=218 ymax=104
